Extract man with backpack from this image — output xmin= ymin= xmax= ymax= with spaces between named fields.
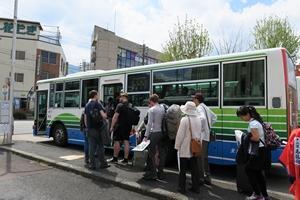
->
xmin=84 ymin=90 xmax=110 ymax=170
xmin=143 ymin=94 xmax=165 ymax=180
xmin=192 ymin=93 xmax=217 ymax=185
xmin=109 ymin=92 xmax=136 ymax=164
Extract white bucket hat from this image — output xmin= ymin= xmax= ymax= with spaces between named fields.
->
xmin=180 ymin=101 xmax=198 ymax=116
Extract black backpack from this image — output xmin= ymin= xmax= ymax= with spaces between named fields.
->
xmin=88 ymin=103 xmax=103 ymax=129
xmin=80 ymin=112 xmax=85 ymax=132
xmin=127 ymin=105 xmax=140 ymax=126
xmin=160 ymin=104 xmax=169 ymax=136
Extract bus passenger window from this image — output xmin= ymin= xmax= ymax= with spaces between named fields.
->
xmin=49 ymin=84 xmax=55 ymax=108
xmin=223 ymin=59 xmax=265 ymax=106
xmin=55 ymin=83 xmax=64 ymax=108
xmin=64 ymin=81 xmax=80 ymax=108
xmin=81 ymin=79 xmax=99 ymax=107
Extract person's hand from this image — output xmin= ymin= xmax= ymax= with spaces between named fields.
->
xmin=143 ymin=137 xmax=148 ymax=142
xmin=110 ymin=127 xmax=114 ymax=133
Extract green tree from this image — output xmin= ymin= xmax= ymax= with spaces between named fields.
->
xmin=253 ymin=16 xmax=300 ymax=58
xmin=161 ymin=17 xmax=212 ymax=62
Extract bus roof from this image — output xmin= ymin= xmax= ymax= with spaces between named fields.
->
xmin=37 ymin=48 xmax=285 ymax=84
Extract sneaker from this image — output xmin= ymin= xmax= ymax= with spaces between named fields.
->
xmin=245 ymin=193 xmax=264 ymax=200
xmin=120 ymin=158 xmax=128 ymax=164
xmin=107 ymin=157 xmax=118 ymax=163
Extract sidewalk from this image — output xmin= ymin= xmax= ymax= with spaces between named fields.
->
xmin=0 ymin=140 xmax=293 ymax=200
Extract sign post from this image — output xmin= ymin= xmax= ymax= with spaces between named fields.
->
xmin=5 ymin=0 xmax=18 ymax=145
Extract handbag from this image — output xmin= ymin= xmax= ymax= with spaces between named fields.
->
xmin=188 ymin=117 xmax=202 ymax=157
xmin=202 ymin=106 xmax=216 ymax=142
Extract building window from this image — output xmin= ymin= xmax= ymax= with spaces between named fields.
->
xmin=64 ymin=81 xmax=80 ymax=107
xmin=223 ymin=59 xmax=265 ymax=106
xmin=15 ymin=51 xmax=25 ymax=60
xmin=117 ymin=47 xmax=158 ymax=69
xmin=14 ymin=73 xmax=24 ymax=82
xmin=41 ymin=50 xmax=57 ymax=64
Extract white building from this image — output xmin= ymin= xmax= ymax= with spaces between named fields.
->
xmin=0 ymin=18 xmax=67 ymax=110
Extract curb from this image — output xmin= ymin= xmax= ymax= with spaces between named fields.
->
xmin=0 ymin=145 xmax=187 ymax=200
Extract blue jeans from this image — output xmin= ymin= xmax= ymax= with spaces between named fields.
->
xmin=87 ymin=128 xmax=107 ymax=168
xmin=84 ymin=131 xmax=89 ymax=163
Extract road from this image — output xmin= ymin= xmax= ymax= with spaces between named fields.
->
xmin=0 ymin=149 xmax=155 ymax=200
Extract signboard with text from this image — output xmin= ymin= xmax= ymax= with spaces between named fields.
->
xmin=0 ymin=19 xmax=41 ymax=40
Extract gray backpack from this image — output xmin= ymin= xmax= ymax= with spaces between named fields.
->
xmin=166 ymin=104 xmax=182 ymax=140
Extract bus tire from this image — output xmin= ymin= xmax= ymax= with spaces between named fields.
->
xmin=53 ymin=123 xmax=68 ymax=147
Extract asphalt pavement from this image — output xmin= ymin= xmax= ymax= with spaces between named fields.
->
xmin=0 ymin=122 xmax=293 ymax=200
xmin=0 ymin=149 xmax=155 ymax=200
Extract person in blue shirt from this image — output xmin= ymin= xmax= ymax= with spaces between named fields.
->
xmin=84 ymin=90 xmax=109 ymax=170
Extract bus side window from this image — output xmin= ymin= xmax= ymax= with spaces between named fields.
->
xmin=81 ymin=79 xmax=99 ymax=107
xmin=223 ymin=59 xmax=265 ymax=106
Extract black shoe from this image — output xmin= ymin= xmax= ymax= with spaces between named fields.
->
xmin=188 ymin=187 xmax=200 ymax=194
xmin=157 ymin=171 xmax=166 ymax=180
xmin=86 ymin=165 xmax=96 ymax=170
xmin=143 ymin=173 xmax=157 ymax=180
xmin=107 ymin=157 xmax=118 ymax=163
xmin=204 ymin=175 xmax=212 ymax=185
xmin=100 ymin=164 xmax=110 ymax=169
xmin=177 ymin=187 xmax=186 ymax=194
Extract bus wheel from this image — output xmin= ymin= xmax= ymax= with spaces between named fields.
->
xmin=53 ymin=123 xmax=68 ymax=147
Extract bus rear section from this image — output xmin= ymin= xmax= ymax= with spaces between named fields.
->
xmin=211 ymin=48 xmax=297 ymax=165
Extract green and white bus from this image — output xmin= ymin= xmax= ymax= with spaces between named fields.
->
xmin=34 ymin=48 xmax=298 ymax=165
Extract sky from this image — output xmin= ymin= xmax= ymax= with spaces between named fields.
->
xmin=0 ymin=0 xmax=299 ymax=65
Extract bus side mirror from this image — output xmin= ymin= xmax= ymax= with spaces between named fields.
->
xmin=272 ymin=97 xmax=281 ymax=108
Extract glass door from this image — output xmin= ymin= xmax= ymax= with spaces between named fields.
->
xmin=36 ymin=90 xmax=48 ymax=134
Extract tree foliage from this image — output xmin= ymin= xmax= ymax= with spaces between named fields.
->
xmin=253 ymin=16 xmax=300 ymax=58
xmin=161 ymin=17 xmax=212 ymax=62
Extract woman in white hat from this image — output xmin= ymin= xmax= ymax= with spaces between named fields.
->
xmin=175 ymin=101 xmax=203 ymax=194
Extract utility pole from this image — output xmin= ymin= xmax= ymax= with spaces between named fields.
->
xmin=142 ymin=44 xmax=145 ymax=65
xmin=8 ymin=0 xmax=18 ymax=144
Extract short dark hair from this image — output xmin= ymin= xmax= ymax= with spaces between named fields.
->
xmin=149 ymin=94 xmax=159 ymax=103
xmin=193 ymin=93 xmax=204 ymax=103
xmin=89 ymin=90 xmax=98 ymax=99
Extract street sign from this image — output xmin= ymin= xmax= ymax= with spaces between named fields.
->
xmin=0 ymin=100 xmax=11 ymax=144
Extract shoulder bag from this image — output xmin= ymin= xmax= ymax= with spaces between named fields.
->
xmin=188 ymin=117 xmax=202 ymax=157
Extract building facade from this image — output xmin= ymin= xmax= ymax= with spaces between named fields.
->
xmin=91 ymin=25 xmax=162 ymax=70
xmin=0 ymin=18 xmax=67 ymax=110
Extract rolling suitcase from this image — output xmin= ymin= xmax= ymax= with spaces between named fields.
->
xmin=236 ymin=164 xmax=252 ymax=195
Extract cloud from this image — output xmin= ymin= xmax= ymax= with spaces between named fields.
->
xmin=0 ymin=0 xmax=300 ymax=65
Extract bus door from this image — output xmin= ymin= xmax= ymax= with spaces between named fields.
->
xmin=35 ymin=90 xmax=48 ymax=135
xmin=100 ymin=75 xmax=125 ymax=105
